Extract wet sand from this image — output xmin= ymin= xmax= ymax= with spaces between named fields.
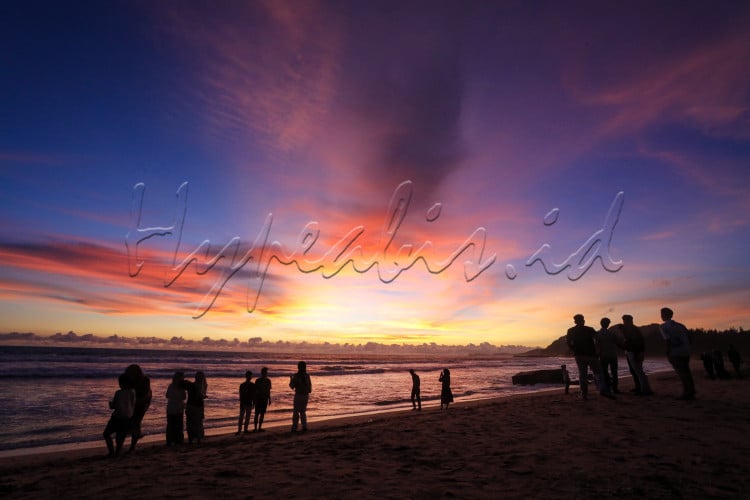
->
xmin=1 ymin=368 xmax=748 ymax=499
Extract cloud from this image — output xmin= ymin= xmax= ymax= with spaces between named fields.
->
xmin=332 ymin=3 xmax=472 ymax=200
xmin=563 ymin=9 xmax=750 ymax=140
xmin=155 ymin=1 xmax=342 ymax=165
xmin=0 ymin=238 xmax=300 ymax=319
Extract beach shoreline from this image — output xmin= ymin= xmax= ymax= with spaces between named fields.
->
xmin=2 ymin=368 xmax=749 ymax=499
xmin=0 ymin=387 xmax=564 ymax=461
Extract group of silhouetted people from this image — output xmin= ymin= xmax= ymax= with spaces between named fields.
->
xmin=235 ymin=367 xmax=273 ymax=435
xmin=164 ymin=370 xmax=207 ymax=445
xmin=103 ymin=361 xmax=315 ymax=456
xmin=700 ymin=345 xmax=743 ymax=380
xmin=237 ymin=367 xmax=273 ymax=434
xmin=565 ymin=307 xmax=701 ymax=401
xmin=407 ymin=367 xmax=453 ymax=411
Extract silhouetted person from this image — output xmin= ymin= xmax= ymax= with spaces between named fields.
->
xmin=700 ymin=352 xmax=716 ymax=380
xmin=561 ymin=364 xmax=571 ymax=394
xmin=184 ymin=371 xmax=207 ymax=443
xmin=713 ymin=350 xmax=730 ymax=380
xmin=103 ymin=373 xmax=135 ymax=457
xmin=409 ymin=369 xmax=421 ymax=410
xmin=254 ymin=367 xmax=272 ymax=431
xmin=289 ymin=361 xmax=312 ymax=433
xmin=237 ymin=371 xmax=255 ymax=435
xmin=124 ymin=364 xmax=152 ymax=452
xmin=439 ymin=368 xmax=453 ymax=409
xmin=566 ymin=314 xmax=612 ymax=400
xmin=595 ymin=317 xmax=619 ymax=394
xmin=165 ymin=371 xmax=186 ymax=445
xmin=622 ymin=315 xmax=653 ymax=396
xmin=728 ymin=345 xmax=742 ymax=378
xmin=660 ymin=307 xmax=695 ymax=400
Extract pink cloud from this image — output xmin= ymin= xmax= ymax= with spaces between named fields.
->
xmin=564 ymin=23 xmax=750 ymax=140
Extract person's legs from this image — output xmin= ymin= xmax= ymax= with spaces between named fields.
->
xmin=602 ymin=356 xmax=618 ymax=393
xmin=115 ymin=420 xmax=128 ymax=455
xmin=630 ymin=352 xmax=652 ymax=394
xmin=669 ymin=355 xmax=695 ymax=398
xmin=610 ymin=356 xmax=619 ymax=393
xmin=103 ymin=418 xmax=116 ymax=456
xmin=574 ymin=356 xmax=589 ymax=398
xmin=292 ymin=394 xmax=301 ymax=431
xmin=255 ymin=409 xmax=265 ymax=430
xmin=237 ymin=405 xmax=247 ymax=433
xmin=626 ymin=353 xmax=641 ymax=392
xmin=299 ymin=394 xmax=309 ymax=430
xmin=243 ymin=404 xmax=252 ymax=432
xmin=587 ymin=356 xmax=605 ymax=393
xmin=600 ymin=359 xmax=612 ymax=393
xmin=129 ymin=414 xmax=144 ymax=451
xmin=167 ymin=413 xmax=178 ymax=444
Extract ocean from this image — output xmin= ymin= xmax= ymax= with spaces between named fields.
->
xmin=0 ymin=345 xmax=670 ymax=456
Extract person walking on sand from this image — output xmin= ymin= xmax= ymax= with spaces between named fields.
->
xmin=185 ymin=371 xmax=207 ymax=444
xmin=439 ymin=368 xmax=453 ymax=409
xmin=103 ymin=373 xmax=135 ymax=457
xmin=566 ymin=314 xmax=613 ymax=400
xmin=595 ymin=317 xmax=620 ymax=394
xmin=561 ymin=364 xmax=571 ymax=394
xmin=237 ymin=371 xmax=255 ymax=435
xmin=622 ymin=315 xmax=653 ymax=396
xmin=660 ymin=307 xmax=695 ymax=400
xmin=409 ymin=369 xmax=422 ymax=411
xmin=254 ymin=367 xmax=272 ymax=432
xmin=289 ymin=361 xmax=312 ymax=433
xmin=165 ymin=371 xmax=186 ymax=445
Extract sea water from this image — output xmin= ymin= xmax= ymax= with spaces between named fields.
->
xmin=0 ymin=345 xmax=669 ymax=455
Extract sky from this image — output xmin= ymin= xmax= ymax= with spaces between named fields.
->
xmin=1 ymin=1 xmax=749 ymax=348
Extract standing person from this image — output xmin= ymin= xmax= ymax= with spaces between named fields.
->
xmin=595 ymin=317 xmax=620 ymax=394
xmin=165 ymin=371 xmax=186 ymax=445
xmin=124 ymin=364 xmax=152 ymax=453
xmin=700 ymin=352 xmax=716 ymax=380
xmin=237 ymin=371 xmax=255 ymax=435
xmin=185 ymin=371 xmax=207 ymax=444
xmin=103 ymin=373 xmax=135 ymax=458
xmin=713 ymin=350 xmax=730 ymax=379
xmin=566 ymin=314 xmax=612 ymax=400
xmin=289 ymin=361 xmax=312 ymax=433
xmin=409 ymin=369 xmax=421 ymax=411
xmin=622 ymin=314 xmax=653 ymax=396
xmin=727 ymin=345 xmax=742 ymax=378
xmin=660 ymin=307 xmax=695 ymax=400
xmin=254 ymin=367 xmax=272 ymax=432
xmin=439 ymin=368 xmax=453 ymax=409
xmin=561 ymin=364 xmax=571 ymax=394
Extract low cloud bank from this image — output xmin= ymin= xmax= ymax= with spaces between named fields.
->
xmin=0 ymin=331 xmax=534 ymax=355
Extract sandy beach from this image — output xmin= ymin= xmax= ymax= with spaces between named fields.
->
xmin=1 ymin=368 xmax=749 ymax=499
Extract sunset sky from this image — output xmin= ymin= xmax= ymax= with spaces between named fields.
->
xmin=1 ymin=1 xmax=749 ymax=347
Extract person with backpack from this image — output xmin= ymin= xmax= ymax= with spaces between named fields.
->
xmin=660 ymin=307 xmax=695 ymax=400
